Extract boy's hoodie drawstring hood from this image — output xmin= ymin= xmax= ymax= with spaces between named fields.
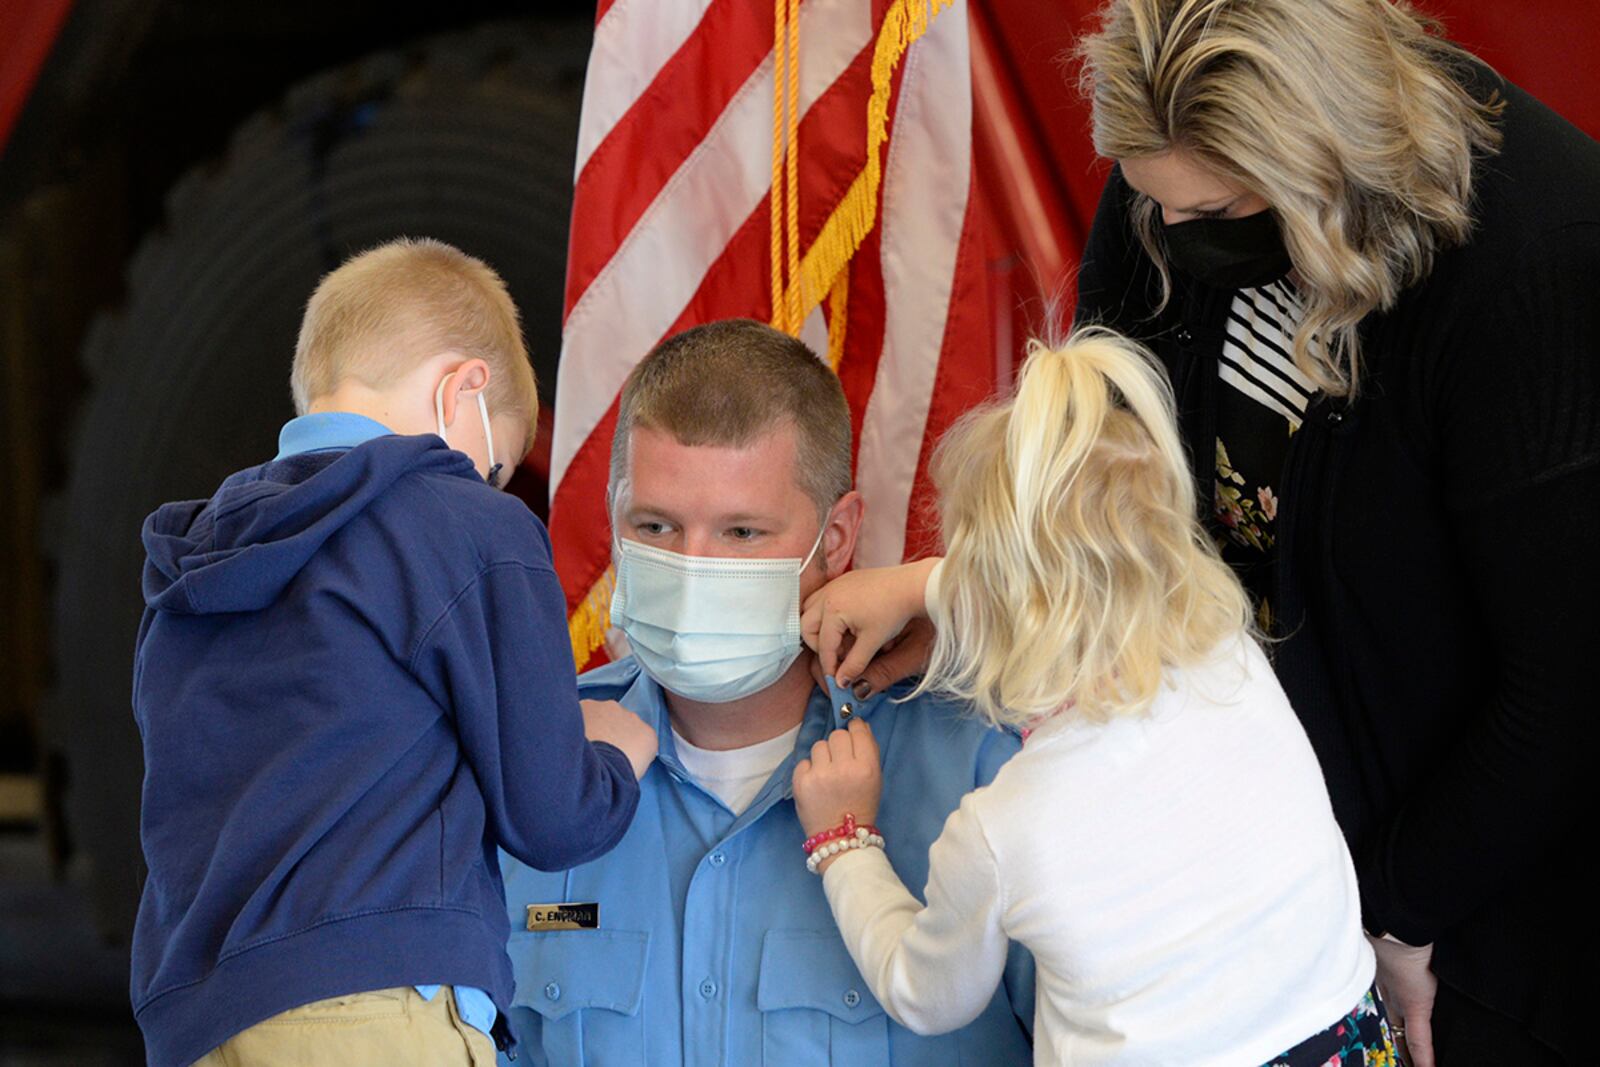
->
xmin=142 ymin=435 xmax=470 ymax=616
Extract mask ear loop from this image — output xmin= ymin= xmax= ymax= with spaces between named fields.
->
xmin=434 ymin=373 xmax=455 ymax=442
xmin=435 ymin=371 xmax=502 ymax=488
xmin=800 ymin=519 xmax=829 ymax=573
xmin=476 ymin=391 xmax=502 ymax=488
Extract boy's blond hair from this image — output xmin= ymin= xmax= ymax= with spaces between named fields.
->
xmin=916 ymin=327 xmax=1253 ymax=726
xmin=291 ymin=238 xmax=538 ymax=453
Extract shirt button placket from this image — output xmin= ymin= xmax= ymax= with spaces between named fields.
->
xmin=684 ymin=846 xmax=733 ymax=1066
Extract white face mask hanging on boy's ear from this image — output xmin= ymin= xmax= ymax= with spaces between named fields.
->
xmin=434 ymin=374 xmax=503 ymax=488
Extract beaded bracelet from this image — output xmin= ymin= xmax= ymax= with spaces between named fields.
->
xmin=805 ymin=829 xmax=886 ymax=874
xmin=803 ymin=813 xmax=882 ymax=856
xmin=803 ymin=816 xmax=886 ymax=875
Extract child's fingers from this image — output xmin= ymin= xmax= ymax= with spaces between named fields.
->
xmin=834 ymin=623 xmax=899 ymax=687
xmin=848 ymin=617 xmax=936 ymax=699
xmin=810 ymin=738 xmax=833 ymax=766
xmin=800 ymin=597 xmax=824 ymax=653
xmin=847 ymin=718 xmax=879 ymax=764
xmin=814 ymin=611 xmax=854 ymax=679
xmin=826 ymin=727 xmax=855 ymax=763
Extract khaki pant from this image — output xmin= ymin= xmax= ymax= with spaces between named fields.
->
xmin=191 ymin=986 xmax=497 ymax=1067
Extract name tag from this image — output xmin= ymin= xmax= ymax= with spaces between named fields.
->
xmin=526 ymin=902 xmax=600 ymax=931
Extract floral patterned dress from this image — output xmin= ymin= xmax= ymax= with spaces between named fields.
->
xmin=1264 ymin=987 xmax=1399 ymax=1067
xmin=1213 ymin=279 xmax=1318 ymax=632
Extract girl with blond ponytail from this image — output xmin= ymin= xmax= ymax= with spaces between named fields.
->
xmin=791 ymin=329 xmax=1391 ymax=1066
xmin=1072 ymin=3 xmax=1598 ymax=1062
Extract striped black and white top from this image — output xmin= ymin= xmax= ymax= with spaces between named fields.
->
xmin=1213 ymin=279 xmax=1320 ymax=628
xmin=1220 ymin=280 xmax=1317 ymax=428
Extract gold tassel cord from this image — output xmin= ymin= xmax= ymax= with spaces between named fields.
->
xmin=783 ymin=0 xmax=803 ymax=333
xmin=770 ymin=0 xmax=792 ymax=329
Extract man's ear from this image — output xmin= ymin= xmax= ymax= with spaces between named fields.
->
xmin=821 ymin=490 xmax=865 ymax=578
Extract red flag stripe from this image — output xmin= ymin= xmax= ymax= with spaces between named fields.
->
xmin=564 ymin=0 xmax=773 ymax=319
xmin=578 ymin=0 xmax=717 ymax=177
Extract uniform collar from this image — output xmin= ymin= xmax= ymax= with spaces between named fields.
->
xmin=275 ymin=412 xmax=395 ymax=459
xmin=616 ymin=664 xmax=895 ymax=815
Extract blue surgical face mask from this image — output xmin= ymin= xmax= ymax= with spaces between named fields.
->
xmin=435 ymin=374 xmax=504 ymax=488
xmin=610 ymin=524 xmax=827 ymax=704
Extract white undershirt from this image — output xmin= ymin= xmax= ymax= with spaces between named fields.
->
xmin=821 ymin=636 xmax=1374 ymax=1066
xmin=671 ymin=723 xmax=802 ymax=815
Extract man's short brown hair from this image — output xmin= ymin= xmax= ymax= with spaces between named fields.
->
xmin=290 ymin=237 xmax=537 ymax=452
xmin=610 ymin=319 xmax=853 ymax=516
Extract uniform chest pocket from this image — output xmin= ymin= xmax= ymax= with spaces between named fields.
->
xmin=508 ymin=929 xmax=649 ymax=1066
xmin=757 ymin=929 xmax=889 ymax=1066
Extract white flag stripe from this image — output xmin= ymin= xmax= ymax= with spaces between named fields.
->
xmin=574 ymin=0 xmax=716 ymax=181
xmin=800 ymin=303 xmax=829 ymax=364
xmin=553 ymin=0 xmax=872 ymax=492
xmin=853 ymin=0 xmax=972 ymax=568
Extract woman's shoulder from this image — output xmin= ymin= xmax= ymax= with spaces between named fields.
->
xmin=1457 ymin=74 xmax=1600 ymax=267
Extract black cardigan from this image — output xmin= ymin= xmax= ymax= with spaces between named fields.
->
xmin=1075 ymin=75 xmax=1598 ymax=1058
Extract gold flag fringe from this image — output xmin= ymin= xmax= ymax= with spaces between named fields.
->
xmin=567 ymin=562 xmax=615 ymax=670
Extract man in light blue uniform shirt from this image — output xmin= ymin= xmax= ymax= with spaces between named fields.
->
xmin=499 ymin=320 xmax=1033 ymax=1066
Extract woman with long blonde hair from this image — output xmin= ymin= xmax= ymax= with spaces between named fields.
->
xmin=1069 ymin=2 xmax=1597 ymax=1063
xmin=792 ymin=329 xmax=1391 ymax=1066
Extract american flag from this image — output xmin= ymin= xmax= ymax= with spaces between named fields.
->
xmin=550 ymin=0 xmax=998 ymax=668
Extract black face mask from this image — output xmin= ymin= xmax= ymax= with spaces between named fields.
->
xmin=1163 ymin=211 xmax=1292 ymax=290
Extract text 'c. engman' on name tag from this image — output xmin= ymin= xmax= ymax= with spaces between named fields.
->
xmin=526 ymin=902 xmax=600 ymax=931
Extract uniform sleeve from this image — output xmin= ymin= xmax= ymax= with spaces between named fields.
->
xmin=410 ymin=560 xmax=640 ymax=872
xmin=1359 ymin=224 xmax=1600 ymax=943
xmin=821 ymin=796 xmax=1011 ymax=1036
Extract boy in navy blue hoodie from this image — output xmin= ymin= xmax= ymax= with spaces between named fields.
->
xmin=131 ymin=238 xmax=656 ymax=1067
